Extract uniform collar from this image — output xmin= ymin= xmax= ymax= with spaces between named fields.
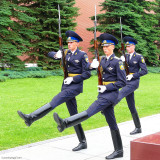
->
xmin=106 ymin=53 xmax=115 ymax=61
xmin=129 ymin=52 xmax=134 ymax=56
xmin=128 ymin=51 xmax=136 ymax=60
xmin=70 ymin=48 xmax=79 ymax=55
xmin=132 ymin=52 xmax=136 ymax=58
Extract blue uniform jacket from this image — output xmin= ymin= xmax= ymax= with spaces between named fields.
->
xmin=125 ymin=52 xmax=148 ymax=88
xmin=126 ymin=52 xmax=148 ymax=79
xmin=88 ymin=54 xmax=126 ymax=103
xmin=48 ymin=48 xmax=91 ymax=93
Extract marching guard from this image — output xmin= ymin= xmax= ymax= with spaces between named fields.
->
xmin=17 ymin=30 xmax=91 ymax=151
xmin=54 ymin=33 xmax=126 ymax=159
xmin=115 ymin=36 xmax=148 ymax=135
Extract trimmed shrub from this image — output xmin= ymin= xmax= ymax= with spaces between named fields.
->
xmin=0 ymin=76 xmax=7 ymax=82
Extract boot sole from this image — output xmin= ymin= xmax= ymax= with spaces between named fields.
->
xmin=130 ymin=131 xmax=142 ymax=135
xmin=106 ymin=152 xmax=123 ymax=159
xmin=53 ymin=113 xmax=64 ymax=132
xmin=72 ymin=144 xmax=87 ymax=151
xmin=17 ymin=111 xmax=30 ymax=127
xmin=130 ymin=129 xmax=142 ymax=135
xmin=53 ymin=113 xmax=61 ymax=125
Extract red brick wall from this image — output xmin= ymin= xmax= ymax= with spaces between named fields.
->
xmin=74 ymin=0 xmax=104 ymax=61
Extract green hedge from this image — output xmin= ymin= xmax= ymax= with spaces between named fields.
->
xmin=0 ymin=67 xmax=159 ymax=82
xmin=0 ymin=68 xmax=64 ymax=82
xmin=147 ymin=67 xmax=160 ymax=73
xmin=0 ymin=76 xmax=7 ymax=82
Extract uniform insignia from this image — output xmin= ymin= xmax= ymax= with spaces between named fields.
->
xmin=108 ymin=67 xmax=113 ymax=71
xmin=85 ymin=58 xmax=89 ymax=62
xmin=120 ymin=65 xmax=124 ymax=70
xmin=75 ymin=60 xmax=79 ymax=63
xmin=141 ymin=57 xmax=145 ymax=63
xmin=68 ymin=37 xmax=71 ymax=40
xmin=104 ymin=40 xmax=107 ymax=44
xmin=84 ymin=54 xmax=89 ymax=62
xmin=75 ymin=52 xmax=77 ymax=55
xmin=119 ymin=61 xmax=124 ymax=70
xmin=133 ymin=61 xmax=137 ymax=64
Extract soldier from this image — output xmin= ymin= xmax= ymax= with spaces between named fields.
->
xmin=114 ymin=36 xmax=148 ymax=135
xmin=53 ymin=33 xmax=126 ymax=159
xmin=17 ymin=30 xmax=91 ymax=151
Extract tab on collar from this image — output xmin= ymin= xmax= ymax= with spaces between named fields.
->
xmin=107 ymin=54 xmax=115 ymax=61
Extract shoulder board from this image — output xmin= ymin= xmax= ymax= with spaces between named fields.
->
xmin=64 ymin=49 xmax=69 ymax=55
xmin=135 ymin=52 xmax=141 ymax=56
xmin=79 ymin=50 xmax=86 ymax=55
xmin=80 ymin=50 xmax=85 ymax=53
xmin=100 ymin=56 xmax=105 ymax=61
xmin=114 ymin=56 xmax=120 ymax=60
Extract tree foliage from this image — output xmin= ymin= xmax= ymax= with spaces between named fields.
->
xmin=20 ymin=0 xmax=78 ymax=69
xmin=88 ymin=0 xmax=160 ymax=66
xmin=0 ymin=0 xmax=78 ymax=70
xmin=0 ymin=0 xmax=38 ymax=70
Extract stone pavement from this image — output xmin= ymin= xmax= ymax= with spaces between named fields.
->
xmin=1 ymin=114 xmax=160 ymax=160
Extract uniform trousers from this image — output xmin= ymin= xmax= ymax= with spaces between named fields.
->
xmin=86 ymin=97 xmax=118 ymax=130
xmin=114 ymin=79 xmax=139 ymax=114
xmin=50 ymin=89 xmax=80 ymax=116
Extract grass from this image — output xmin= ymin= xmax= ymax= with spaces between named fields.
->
xmin=0 ymin=73 xmax=160 ymax=151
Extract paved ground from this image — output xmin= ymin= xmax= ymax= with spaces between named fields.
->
xmin=1 ymin=114 xmax=160 ymax=160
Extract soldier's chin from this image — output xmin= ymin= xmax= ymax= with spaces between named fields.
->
xmin=104 ymin=50 xmax=108 ymax=54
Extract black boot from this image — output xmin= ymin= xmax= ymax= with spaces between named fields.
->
xmin=130 ymin=112 xmax=142 ymax=135
xmin=72 ymin=124 xmax=87 ymax=151
xmin=106 ymin=129 xmax=123 ymax=159
xmin=53 ymin=111 xmax=88 ymax=132
xmin=101 ymin=110 xmax=105 ymax=116
xmin=17 ymin=103 xmax=52 ymax=126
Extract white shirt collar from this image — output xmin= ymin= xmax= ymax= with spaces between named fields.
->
xmin=70 ymin=49 xmax=77 ymax=55
xmin=129 ymin=52 xmax=134 ymax=59
xmin=106 ymin=54 xmax=113 ymax=60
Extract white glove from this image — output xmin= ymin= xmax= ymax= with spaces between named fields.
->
xmin=64 ymin=77 xmax=73 ymax=85
xmin=97 ymin=85 xmax=106 ymax=93
xmin=120 ymin=55 xmax=125 ymax=62
xmin=90 ymin=59 xmax=99 ymax=68
xmin=56 ymin=50 xmax=62 ymax=59
xmin=126 ymin=74 xmax=133 ymax=81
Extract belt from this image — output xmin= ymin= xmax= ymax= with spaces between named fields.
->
xmin=129 ymin=73 xmax=134 ymax=75
xmin=102 ymin=81 xmax=116 ymax=85
xmin=68 ymin=73 xmax=81 ymax=77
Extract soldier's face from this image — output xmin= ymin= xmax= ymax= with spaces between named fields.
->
xmin=126 ymin=45 xmax=135 ymax=54
xmin=68 ymin=42 xmax=79 ymax=51
xmin=103 ymin=45 xmax=114 ymax=56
